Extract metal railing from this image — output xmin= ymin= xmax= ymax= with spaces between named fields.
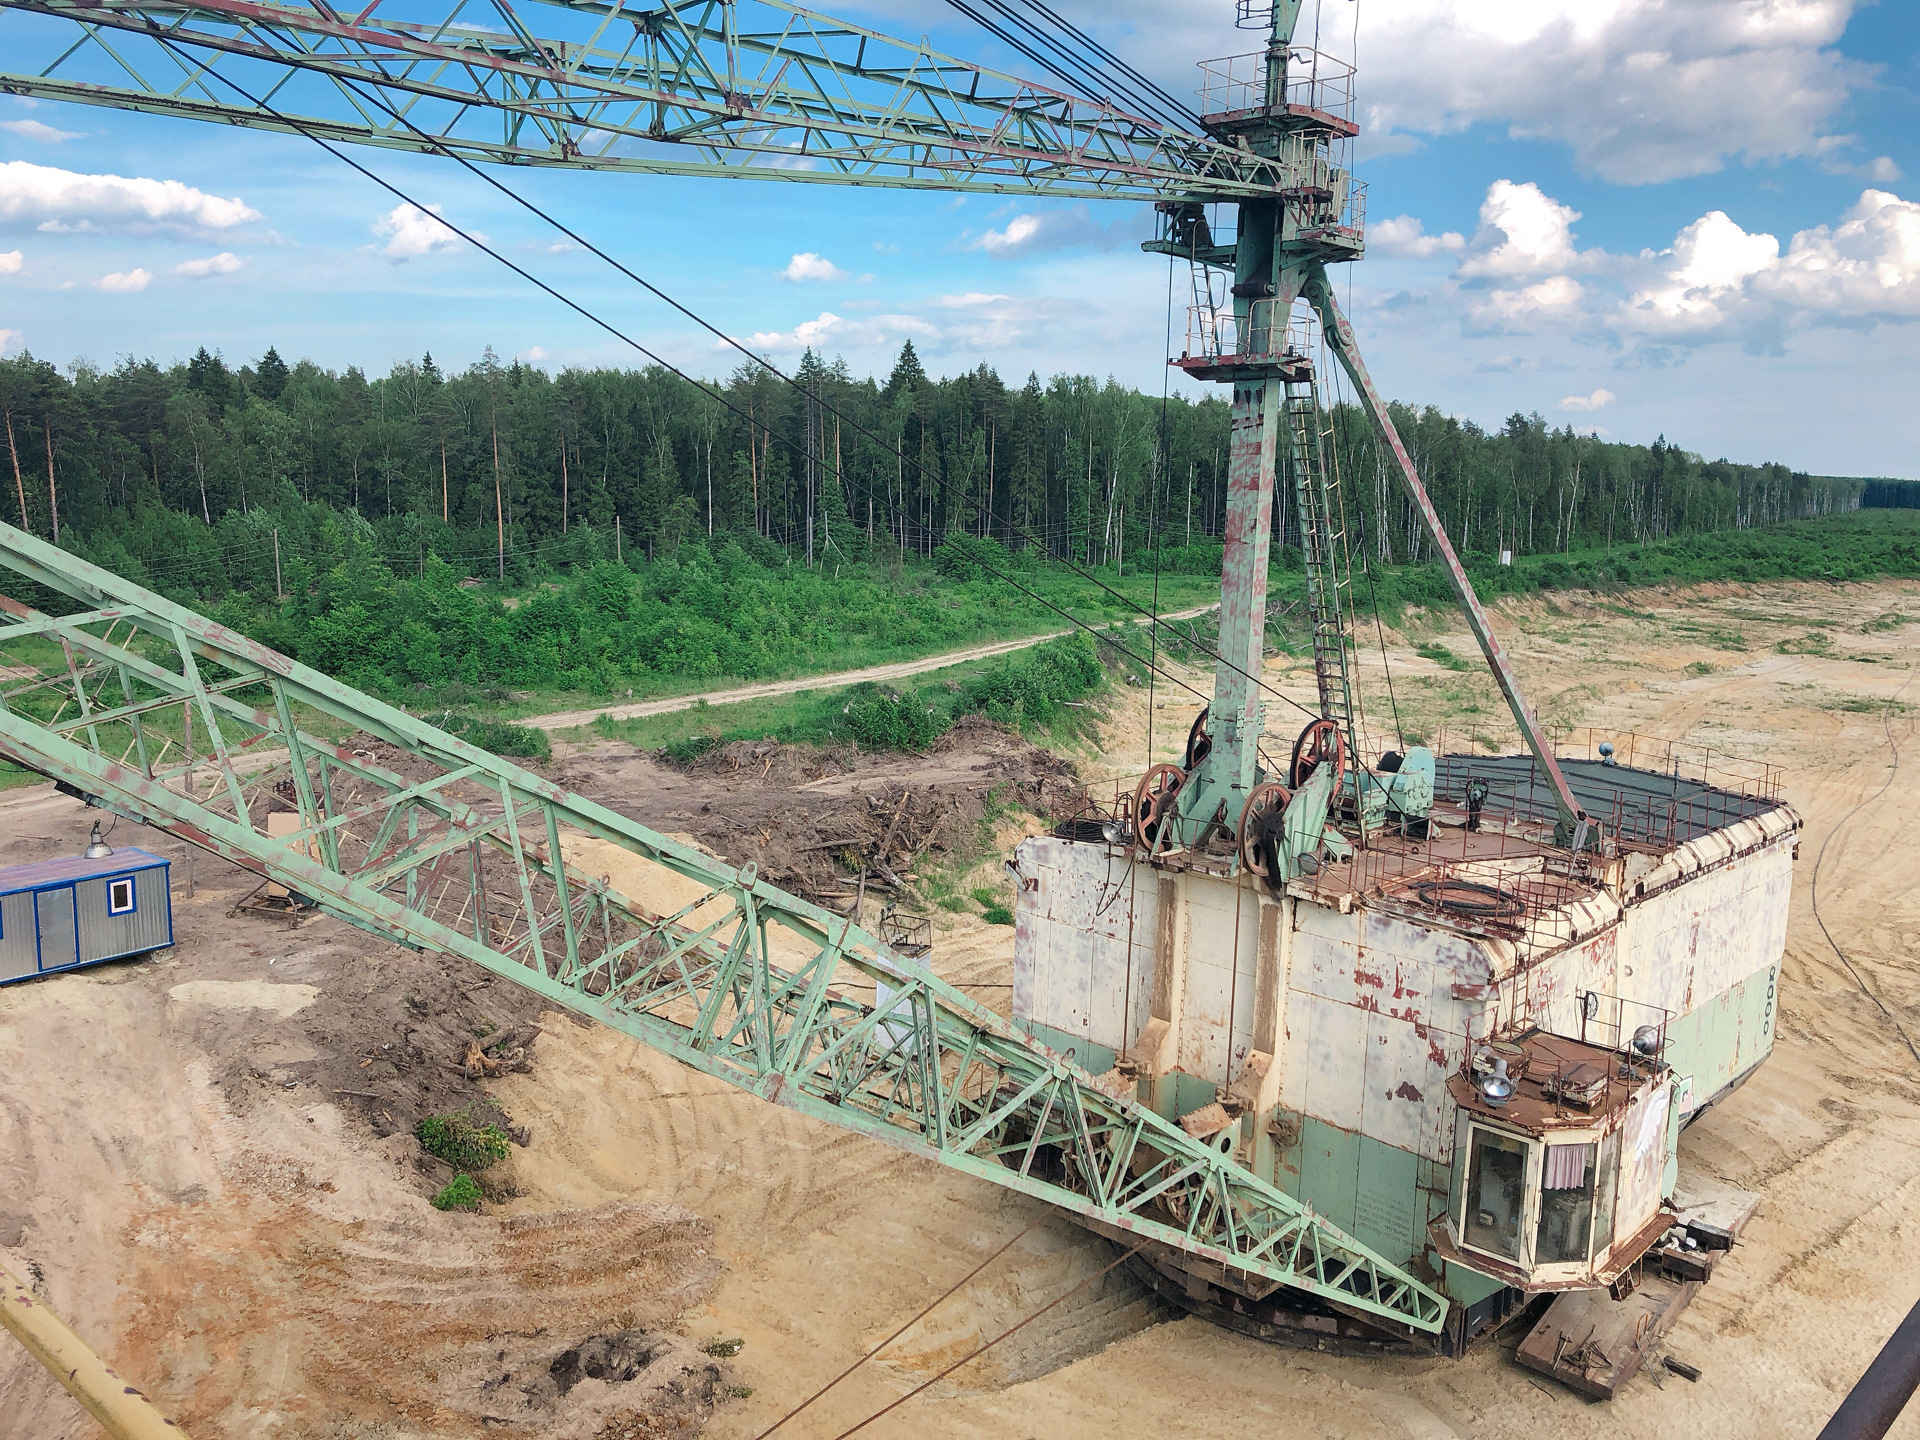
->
xmin=1548 ymin=726 xmax=1786 ymax=804
xmin=1197 ymin=47 xmax=1357 ymax=125
xmin=1180 ymin=296 xmax=1320 ymax=364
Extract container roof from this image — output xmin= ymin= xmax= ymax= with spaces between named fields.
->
xmin=1435 ymin=754 xmax=1782 ymax=848
xmin=0 ymin=846 xmax=169 ymax=893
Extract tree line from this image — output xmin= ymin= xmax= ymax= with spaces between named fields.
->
xmin=0 ymin=341 xmax=1861 ymax=600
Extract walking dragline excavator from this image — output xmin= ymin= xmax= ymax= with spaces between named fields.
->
xmin=0 ymin=0 xmax=1797 ymax=1367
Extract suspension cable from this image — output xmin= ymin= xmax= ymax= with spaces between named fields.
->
xmin=154 ymin=41 xmax=1226 ymax=714
xmin=292 ymin=64 xmax=1319 ymax=724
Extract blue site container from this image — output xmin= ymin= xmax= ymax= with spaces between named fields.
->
xmin=0 ymin=848 xmax=174 ymax=985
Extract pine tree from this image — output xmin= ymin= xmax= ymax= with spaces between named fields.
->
xmin=254 ymin=346 xmax=290 ymax=402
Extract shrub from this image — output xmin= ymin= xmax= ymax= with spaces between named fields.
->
xmin=981 ymin=904 xmax=1015 ymax=926
xmin=442 ymin=713 xmax=551 ymax=760
xmin=432 ymin=1174 xmax=484 ymax=1212
xmin=415 ymin=1113 xmax=512 ymax=1170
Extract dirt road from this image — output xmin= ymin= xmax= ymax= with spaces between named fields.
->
xmin=523 ymin=602 xmax=1219 ymax=732
xmin=4 ymin=579 xmax=1920 ymax=1439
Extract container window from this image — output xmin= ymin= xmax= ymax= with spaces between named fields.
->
xmin=107 ymin=876 xmax=136 ymax=916
xmin=1591 ymin=1127 xmax=1622 ymax=1262
xmin=1535 ymin=1142 xmax=1598 ymax=1265
xmin=1462 ymin=1127 xmax=1529 ymax=1262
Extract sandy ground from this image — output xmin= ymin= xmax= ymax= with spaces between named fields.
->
xmin=522 ymin=605 xmax=1219 ymax=732
xmin=5 ymin=577 xmax=1920 ymax=1439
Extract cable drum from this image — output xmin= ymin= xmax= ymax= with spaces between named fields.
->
xmin=1410 ymin=878 xmax=1523 ymax=920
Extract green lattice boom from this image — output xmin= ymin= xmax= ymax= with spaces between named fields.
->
xmin=0 ymin=521 xmax=1445 ymax=1334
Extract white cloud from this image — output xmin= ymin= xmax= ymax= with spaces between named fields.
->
xmin=742 ymin=309 xmax=937 ymax=353
xmin=783 ymin=251 xmax=848 ymax=282
xmin=971 ymin=204 xmax=1141 ymax=258
xmin=1353 ymin=0 xmax=1867 ymax=184
xmin=0 ymin=119 xmax=83 ymax=145
xmin=1368 ymin=215 xmax=1465 ymax=260
xmin=1559 ymin=388 xmax=1616 ymax=412
xmin=0 ymin=160 xmax=257 ymax=233
xmin=371 ymin=201 xmax=460 ymax=260
xmin=0 ymin=328 xmax=18 ymax=354
xmin=521 ymin=345 xmax=549 ymax=362
xmin=1458 ymin=181 xmax=1588 ymax=281
xmin=0 ymin=249 xmax=20 ymax=275
xmin=93 ymin=268 xmax=151 ymax=294
xmin=1420 ymin=179 xmax=1920 ymax=352
xmin=979 ymin=214 xmax=1043 ymax=255
xmin=172 ymin=251 xmax=244 ymax=278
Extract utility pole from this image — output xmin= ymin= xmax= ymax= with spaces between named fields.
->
xmin=273 ymin=527 xmax=283 ymax=599
xmin=492 ymin=412 xmax=504 ymax=582
xmin=5 ymin=409 xmax=26 ymax=531
xmin=43 ymin=417 xmax=58 ymax=544
xmin=559 ymin=429 xmax=569 ymax=534
xmin=440 ymin=442 xmax=449 ymax=523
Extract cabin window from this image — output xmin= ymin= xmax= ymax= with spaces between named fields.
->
xmin=1535 ymin=1142 xmax=1598 ymax=1265
xmin=1591 ymin=1127 xmax=1622 ymax=1261
xmin=107 ymin=876 xmax=136 ymax=916
xmin=1462 ymin=1127 xmax=1529 ymax=1262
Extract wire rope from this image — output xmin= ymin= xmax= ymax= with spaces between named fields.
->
xmin=294 ymin=65 xmax=1320 ymax=723
xmin=157 ymin=44 xmax=1228 ymax=715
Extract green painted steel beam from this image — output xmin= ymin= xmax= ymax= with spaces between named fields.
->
xmin=0 ymin=0 xmax=1285 ymax=198
xmin=0 ymin=520 xmax=1446 ymax=1335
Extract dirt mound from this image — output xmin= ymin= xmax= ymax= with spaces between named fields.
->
xmin=557 ymin=719 xmax=1086 ymax=908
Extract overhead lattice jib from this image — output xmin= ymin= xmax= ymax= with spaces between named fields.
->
xmin=0 ymin=520 xmax=1447 ymax=1336
xmin=0 ymin=0 xmax=1287 ymax=197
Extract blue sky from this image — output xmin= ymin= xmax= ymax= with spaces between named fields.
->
xmin=1 ymin=0 xmax=1916 ymax=476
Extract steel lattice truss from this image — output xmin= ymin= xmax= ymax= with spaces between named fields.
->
xmin=0 ymin=521 xmax=1445 ymax=1335
xmin=0 ymin=0 xmax=1280 ymax=197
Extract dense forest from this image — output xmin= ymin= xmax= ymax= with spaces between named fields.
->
xmin=0 ymin=342 xmax=1861 ymax=596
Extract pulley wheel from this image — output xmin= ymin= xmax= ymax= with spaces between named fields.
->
xmin=1238 ymin=780 xmax=1294 ymax=878
xmin=1290 ymin=717 xmax=1347 ymax=791
xmin=1185 ymin=706 xmax=1213 ymax=772
xmin=1133 ymin=763 xmax=1187 ymax=852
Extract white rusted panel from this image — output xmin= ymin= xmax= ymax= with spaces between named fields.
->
xmin=1293 ymin=902 xmax=1364 ymax=1002
xmin=1619 ymin=1083 xmax=1672 ymax=1237
xmin=1618 ymin=838 xmax=1792 ymax=1023
xmin=1174 ymin=876 xmax=1260 ymax=1085
xmin=1361 ymin=1008 xmax=1450 ymax=1152
xmin=1529 ymin=926 xmax=1623 ymax=1038
xmin=1298 ymin=989 xmax=1368 ymax=1132
xmin=1013 ymin=836 xmax=1159 ymax=1056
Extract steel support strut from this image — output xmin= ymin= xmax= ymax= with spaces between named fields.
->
xmin=1304 ymin=267 xmax=1585 ymax=832
xmin=0 ymin=520 xmax=1446 ymax=1336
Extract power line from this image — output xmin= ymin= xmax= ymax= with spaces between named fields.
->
xmin=301 ymin=66 xmax=1317 ymax=726
xmin=156 ymin=42 xmax=1224 ymax=714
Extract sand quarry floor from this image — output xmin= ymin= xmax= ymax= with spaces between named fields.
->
xmin=4 ymin=577 xmax=1920 ymax=1440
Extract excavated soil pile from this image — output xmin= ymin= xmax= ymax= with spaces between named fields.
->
xmin=551 ymin=714 xmax=1085 ymax=903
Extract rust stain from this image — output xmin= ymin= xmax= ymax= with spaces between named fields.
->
xmin=1427 ymin=1038 xmax=1448 ymax=1069
xmin=1354 ymin=967 xmax=1386 ymax=989
xmin=1394 ymin=1081 xmax=1423 ymax=1102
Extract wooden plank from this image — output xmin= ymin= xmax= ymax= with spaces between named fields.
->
xmin=1516 ymin=1272 xmax=1701 ymax=1400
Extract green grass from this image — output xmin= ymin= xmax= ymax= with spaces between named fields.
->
xmin=1415 ymin=641 xmax=1472 ymax=671
xmin=589 ymin=631 xmax=1113 ymax=757
xmin=414 ymin=1114 xmax=511 ymax=1171
xmin=431 ymin=1175 xmax=485 ymax=1213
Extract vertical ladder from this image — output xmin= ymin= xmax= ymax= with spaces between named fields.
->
xmin=1286 ymin=374 xmax=1361 ymax=766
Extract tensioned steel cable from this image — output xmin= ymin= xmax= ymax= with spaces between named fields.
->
xmin=944 ymin=0 xmax=1199 ymax=131
xmin=1008 ymin=0 xmax=1204 ymax=127
xmin=154 ymin=43 xmax=1227 ymax=714
xmin=753 ymin=1220 xmax=1037 ymax=1438
xmin=294 ymin=67 xmax=1319 ymax=723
